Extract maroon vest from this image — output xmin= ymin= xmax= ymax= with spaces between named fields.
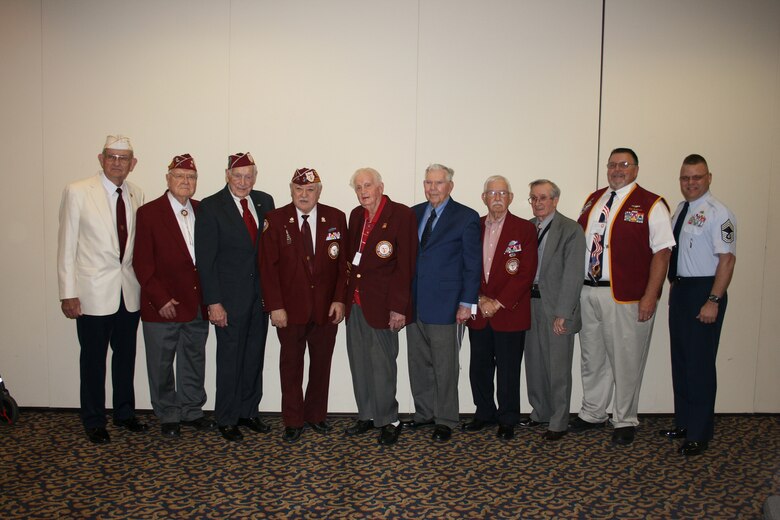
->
xmin=578 ymin=185 xmax=668 ymax=302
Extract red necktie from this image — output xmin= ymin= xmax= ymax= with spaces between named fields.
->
xmin=240 ymin=198 xmax=257 ymax=245
xmin=302 ymin=214 xmax=315 ymax=275
xmin=116 ymin=188 xmax=127 ymax=262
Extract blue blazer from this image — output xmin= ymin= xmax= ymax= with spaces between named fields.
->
xmin=412 ymin=198 xmax=481 ymax=324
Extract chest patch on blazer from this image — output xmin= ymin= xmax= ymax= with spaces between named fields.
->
xmin=505 ymin=257 xmax=519 ymax=274
xmin=328 ymin=242 xmax=340 ymax=259
xmin=376 ymin=240 xmax=393 ymax=258
xmin=504 ymin=240 xmax=522 ymax=255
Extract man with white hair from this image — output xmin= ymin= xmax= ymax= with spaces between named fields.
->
xmin=464 ymin=175 xmax=537 ymax=441
xmin=260 ymin=168 xmax=348 ymax=443
xmin=195 ymin=152 xmax=275 ymax=442
xmin=58 ymin=134 xmax=147 ymax=444
xmin=405 ymin=163 xmax=481 ymax=442
xmin=133 ymin=154 xmax=215 ymax=438
xmin=344 ymin=167 xmax=417 ymax=446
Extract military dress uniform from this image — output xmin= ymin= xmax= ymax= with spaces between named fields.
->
xmin=668 ymin=191 xmax=736 ymax=444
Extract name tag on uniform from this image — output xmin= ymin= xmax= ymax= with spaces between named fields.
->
xmin=352 ymin=252 xmax=362 ymax=266
xmin=590 ymin=222 xmax=606 ymax=234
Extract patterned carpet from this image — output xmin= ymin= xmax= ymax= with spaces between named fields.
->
xmin=1 ymin=411 xmax=778 ymax=519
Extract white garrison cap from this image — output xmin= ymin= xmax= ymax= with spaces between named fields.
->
xmin=104 ymin=135 xmax=133 ymax=151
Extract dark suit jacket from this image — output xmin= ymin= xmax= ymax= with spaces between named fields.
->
xmin=412 ymin=198 xmax=481 ymax=324
xmin=259 ymin=202 xmax=348 ymax=325
xmin=346 ymin=196 xmax=417 ymax=330
xmin=469 ymin=211 xmax=537 ymax=332
xmin=133 ymin=192 xmax=206 ymax=323
xmin=531 ymin=211 xmax=585 ymax=332
xmin=195 ymin=185 xmax=274 ymax=314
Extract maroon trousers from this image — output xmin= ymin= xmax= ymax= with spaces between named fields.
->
xmin=277 ymin=321 xmax=337 ymax=427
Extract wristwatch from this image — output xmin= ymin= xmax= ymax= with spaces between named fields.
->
xmin=707 ymin=294 xmax=722 ymax=303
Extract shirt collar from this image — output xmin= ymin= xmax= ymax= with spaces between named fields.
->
xmin=536 ymin=211 xmax=556 ymax=229
xmin=100 ymin=171 xmax=126 ymax=194
xmin=166 ymin=191 xmax=192 ymax=213
xmin=296 ymin=205 xmax=318 ymax=224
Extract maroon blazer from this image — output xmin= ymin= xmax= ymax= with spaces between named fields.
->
xmin=259 ymin=202 xmax=348 ymax=325
xmin=468 ymin=211 xmax=537 ymax=332
xmin=133 ymin=192 xmax=207 ymax=323
xmin=345 ymin=196 xmax=417 ymax=330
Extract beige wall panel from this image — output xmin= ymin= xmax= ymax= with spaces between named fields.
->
xmin=0 ymin=1 xmax=47 ymax=405
xmin=3 ymin=0 xmax=776 ymax=415
xmin=601 ymin=0 xmax=780 ymax=411
xmin=41 ymin=0 xmax=231 ymax=409
xmin=755 ymin=10 xmax=780 ymax=412
xmin=416 ymin=0 xmax=603 ymax=413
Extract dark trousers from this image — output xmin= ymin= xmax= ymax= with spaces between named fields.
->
xmin=669 ymin=277 xmax=727 ymax=442
xmin=214 ymin=300 xmax=268 ymax=426
xmin=277 ymin=321 xmax=337 ymax=427
xmin=76 ymin=294 xmax=140 ymax=428
xmin=468 ymin=324 xmax=526 ymax=425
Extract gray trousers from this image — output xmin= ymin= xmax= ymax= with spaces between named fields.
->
xmin=406 ymin=320 xmax=460 ymax=428
xmin=345 ymin=305 xmax=399 ymax=428
xmin=143 ymin=319 xmax=209 ymax=423
xmin=525 ymin=297 xmax=575 ymax=432
xmin=578 ymin=286 xmax=655 ymax=428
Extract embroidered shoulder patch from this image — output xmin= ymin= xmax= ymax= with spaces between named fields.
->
xmin=721 ymin=220 xmax=735 ymax=243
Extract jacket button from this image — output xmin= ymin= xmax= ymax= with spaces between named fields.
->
xmin=356 ymin=274 xmax=361 ymax=279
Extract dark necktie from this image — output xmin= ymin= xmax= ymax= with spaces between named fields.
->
xmin=668 ymin=201 xmax=690 ymax=282
xmin=240 ymin=198 xmax=258 ymax=245
xmin=588 ymin=191 xmax=616 ymax=282
xmin=116 ymin=188 xmax=127 ymax=262
xmin=420 ymin=207 xmax=437 ymax=248
xmin=302 ymin=214 xmax=315 ymax=275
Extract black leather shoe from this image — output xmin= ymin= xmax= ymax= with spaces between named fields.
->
xmin=568 ymin=416 xmax=607 ymax=433
xmin=238 ymin=417 xmax=271 ymax=433
xmin=679 ymin=440 xmax=708 ymax=456
xmin=283 ymin=427 xmax=303 ymax=443
xmin=307 ymin=421 xmax=332 ymax=434
xmin=85 ymin=427 xmax=111 ymax=444
xmin=378 ymin=424 xmax=400 ymax=445
xmin=219 ymin=425 xmax=243 ymax=442
xmin=659 ymin=427 xmax=687 ymax=440
xmin=181 ymin=416 xmax=217 ymax=430
xmin=612 ymin=426 xmax=636 ymax=445
xmin=432 ymin=425 xmax=452 ymax=442
xmin=519 ymin=418 xmax=544 ymax=428
xmin=113 ymin=416 xmax=149 ymax=432
xmin=161 ymin=423 xmax=181 ymax=438
xmin=345 ymin=419 xmax=374 ymax=436
xmin=400 ymin=419 xmax=435 ymax=429
xmin=497 ymin=424 xmax=515 ymax=440
xmin=462 ymin=418 xmax=494 ymax=431
xmin=542 ymin=430 xmax=567 ymax=441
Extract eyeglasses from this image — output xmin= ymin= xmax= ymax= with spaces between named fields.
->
xmin=169 ymin=173 xmax=198 ymax=181
xmin=104 ymin=153 xmax=132 ymax=164
xmin=679 ymin=174 xmax=708 ymax=183
xmin=528 ymin=195 xmax=553 ymax=204
xmin=607 ymin=161 xmax=636 ymax=170
xmin=484 ymin=190 xmax=510 ymax=198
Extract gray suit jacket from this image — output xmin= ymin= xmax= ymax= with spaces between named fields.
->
xmin=531 ymin=211 xmax=586 ymax=333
